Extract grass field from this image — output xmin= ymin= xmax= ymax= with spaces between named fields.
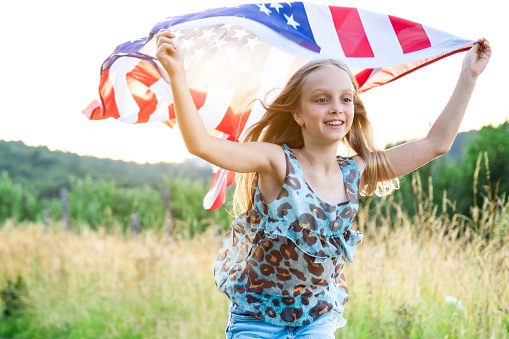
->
xmin=1 ymin=195 xmax=508 ymax=338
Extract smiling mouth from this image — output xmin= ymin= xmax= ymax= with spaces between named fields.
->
xmin=325 ymin=121 xmax=344 ymax=126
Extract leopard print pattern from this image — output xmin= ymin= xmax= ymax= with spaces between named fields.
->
xmin=214 ymin=145 xmax=363 ymax=328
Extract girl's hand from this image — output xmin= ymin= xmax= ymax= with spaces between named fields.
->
xmin=155 ymin=29 xmax=184 ymax=77
xmin=462 ymin=38 xmax=492 ymax=79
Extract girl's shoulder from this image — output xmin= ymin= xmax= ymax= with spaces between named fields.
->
xmin=350 ymin=155 xmax=366 ymax=174
xmin=350 ymin=155 xmax=366 ymax=192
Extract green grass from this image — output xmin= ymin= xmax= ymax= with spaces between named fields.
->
xmin=1 ymin=192 xmax=508 ymax=338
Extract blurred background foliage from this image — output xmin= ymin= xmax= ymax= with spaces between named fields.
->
xmin=0 ymin=122 xmax=507 ymax=235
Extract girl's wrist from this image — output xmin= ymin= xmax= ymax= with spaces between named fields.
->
xmin=459 ymin=67 xmax=479 ymax=83
xmin=166 ymin=65 xmax=185 ymax=78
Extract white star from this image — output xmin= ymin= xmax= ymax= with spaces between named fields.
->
xmin=257 ymin=4 xmax=272 ymax=16
xmin=270 ymin=3 xmax=284 ymax=13
xmin=130 ymin=37 xmax=144 ymax=44
xmin=212 ymin=37 xmax=228 ymax=50
xmin=232 ymin=28 xmax=249 ymax=40
xmin=226 ymin=46 xmax=240 ymax=61
xmin=221 ymin=23 xmax=235 ymax=31
xmin=238 ymin=59 xmax=253 ymax=75
xmin=244 ymin=37 xmax=262 ymax=50
xmin=180 ymin=37 xmax=196 ymax=51
xmin=171 ymin=30 xmax=184 ymax=40
xmin=284 ymin=14 xmax=300 ymax=30
xmin=192 ymin=47 xmax=206 ymax=61
xmin=205 ymin=59 xmax=219 ymax=73
xmin=201 ymin=28 xmax=215 ymax=41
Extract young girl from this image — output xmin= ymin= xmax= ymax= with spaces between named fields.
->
xmin=155 ymin=29 xmax=491 ymax=338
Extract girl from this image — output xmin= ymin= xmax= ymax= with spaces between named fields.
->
xmin=155 ymin=30 xmax=491 ymax=338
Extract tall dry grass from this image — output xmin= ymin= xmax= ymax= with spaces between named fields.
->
xmin=0 ymin=190 xmax=508 ymax=338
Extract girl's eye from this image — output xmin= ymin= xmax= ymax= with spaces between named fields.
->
xmin=316 ymin=98 xmax=327 ymax=103
xmin=342 ymin=97 xmax=353 ymax=103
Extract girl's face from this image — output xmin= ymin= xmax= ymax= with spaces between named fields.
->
xmin=294 ymin=65 xmax=355 ymax=144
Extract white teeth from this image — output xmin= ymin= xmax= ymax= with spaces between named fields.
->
xmin=325 ymin=121 xmax=343 ymax=126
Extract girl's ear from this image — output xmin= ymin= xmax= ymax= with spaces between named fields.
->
xmin=292 ymin=112 xmax=304 ymax=127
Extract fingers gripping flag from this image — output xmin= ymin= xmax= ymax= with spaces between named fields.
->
xmin=83 ymin=2 xmax=473 ymax=210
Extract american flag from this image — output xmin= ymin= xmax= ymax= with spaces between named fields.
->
xmin=83 ymin=2 xmax=473 ymax=210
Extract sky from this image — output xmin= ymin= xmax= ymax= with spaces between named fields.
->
xmin=0 ymin=0 xmax=507 ymax=164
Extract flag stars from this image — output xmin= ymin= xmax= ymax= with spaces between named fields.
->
xmin=284 ymin=14 xmax=300 ymax=30
xmin=212 ymin=37 xmax=227 ymax=50
xmin=232 ymin=28 xmax=249 ymax=40
xmin=238 ymin=59 xmax=252 ymax=75
xmin=180 ymin=37 xmax=196 ymax=51
xmin=221 ymin=23 xmax=235 ymax=32
xmin=171 ymin=30 xmax=184 ymax=40
xmin=270 ymin=3 xmax=284 ymax=13
xmin=192 ymin=47 xmax=206 ymax=61
xmin=257 ymin=4 xmax=272 ymax=16
xmin=201 ymin=28 xmax=215 ymax=41
xmin=129 ymin=38 xmax=145 ymax=44
xmin=226 ymin=46 xmax=240 ymax=61
xmin=244 ymin=37 xmax=262 ymax=50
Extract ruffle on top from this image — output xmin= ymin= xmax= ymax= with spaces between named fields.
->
xmin=214 ymin=144 xmax=364 ymax=328
xmin=252 ymin=145 xmax=363 ymax=263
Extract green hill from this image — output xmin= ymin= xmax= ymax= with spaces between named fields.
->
xmin=0 ymin=130 xmax=477 ymax=199
xmin=0 ymin=140 xmax=211 ymax=198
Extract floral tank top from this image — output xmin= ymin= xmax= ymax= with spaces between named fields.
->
xmin=214 ymin=144 xmax=364 ymax=328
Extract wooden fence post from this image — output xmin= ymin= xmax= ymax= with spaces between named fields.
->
xmin=131 ymin=213 xmax=141 ymax=234
xmin=60 ymin=187 xmax=70 ymax=231
xmin=162 ymin=186 xmax=173 ymax=237
xmin=43 ymin=209 xmax=51 ymax=230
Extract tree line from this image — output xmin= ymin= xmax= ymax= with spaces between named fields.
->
xmin=0 ymin=121 xmax=507 ymax=233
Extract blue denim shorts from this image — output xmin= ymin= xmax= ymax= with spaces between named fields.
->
xmin=225 ymin=303 xmax=336 ymax=339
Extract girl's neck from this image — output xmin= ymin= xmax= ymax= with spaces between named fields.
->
xmin=296 ymin=141 xmax=340 ymax=171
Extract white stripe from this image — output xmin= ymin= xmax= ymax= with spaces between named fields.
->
xmin=358 ymin=9 xmax=403 ymax=65
xmin=109 ymin=57 xmax=141 ymax=123
xmin=240 ymin=46 xmax=295 ymax=140
xmin=304 ymin=3 xmax=345 ymax=61
xmin=198 ymin=89 xmax=235 ymax=129
xmin=148 ymin=78 xmax=173 ymax=122
xmin=202 ymin=167 xmax=227 ymax=209
xmin=423 ymin=25 xmax=473 ymax=48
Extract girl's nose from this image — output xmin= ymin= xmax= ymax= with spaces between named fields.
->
xmin=329 ymin=100 xmax=342 ymax=114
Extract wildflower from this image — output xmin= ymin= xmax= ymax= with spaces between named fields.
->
xmin=136 ymin=324 xmax=141 ymax=330
xmin=155 ymin=318 xmax=160 ymax=323
xmin=445 ymin=296 xmax=465 ymax=311
xmin=504 ymin=307 xmax=508 ymax=313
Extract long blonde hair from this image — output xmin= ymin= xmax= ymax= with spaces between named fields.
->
xmin=233 ymin=59 xmax=398 ymax=214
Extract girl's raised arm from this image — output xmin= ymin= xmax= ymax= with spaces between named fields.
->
xmin=155 ymin=30 xmax=282 ymax=175
xmin=382 ymin=38 xmax=492 ymax=178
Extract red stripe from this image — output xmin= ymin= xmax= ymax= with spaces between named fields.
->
xmin=226 ymin=170 xmax=236 ymax=187
xmin=216 ymin=108 xmax=252 ymax=142
xmin=354 ymin=68 xmax=374 ymax=89
xmin=98 ymin=67 xmax=120 ymax=120
xmin=206 ymin=169 xmax=227 ymax=211
xmin=126 ymin=60 xmax=160 ymax=123
xmin=389 ymin=16 xmax=431 ymax=54
xmin=329 ymin=7 xmax=374 ymax=58
xmin=82 ymin=100 xmax=105 ymax=120
xmin=206 ymin=190 xmax=225 ymax=210
xmin=168 ymin=89 xmax=207 ymax=121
